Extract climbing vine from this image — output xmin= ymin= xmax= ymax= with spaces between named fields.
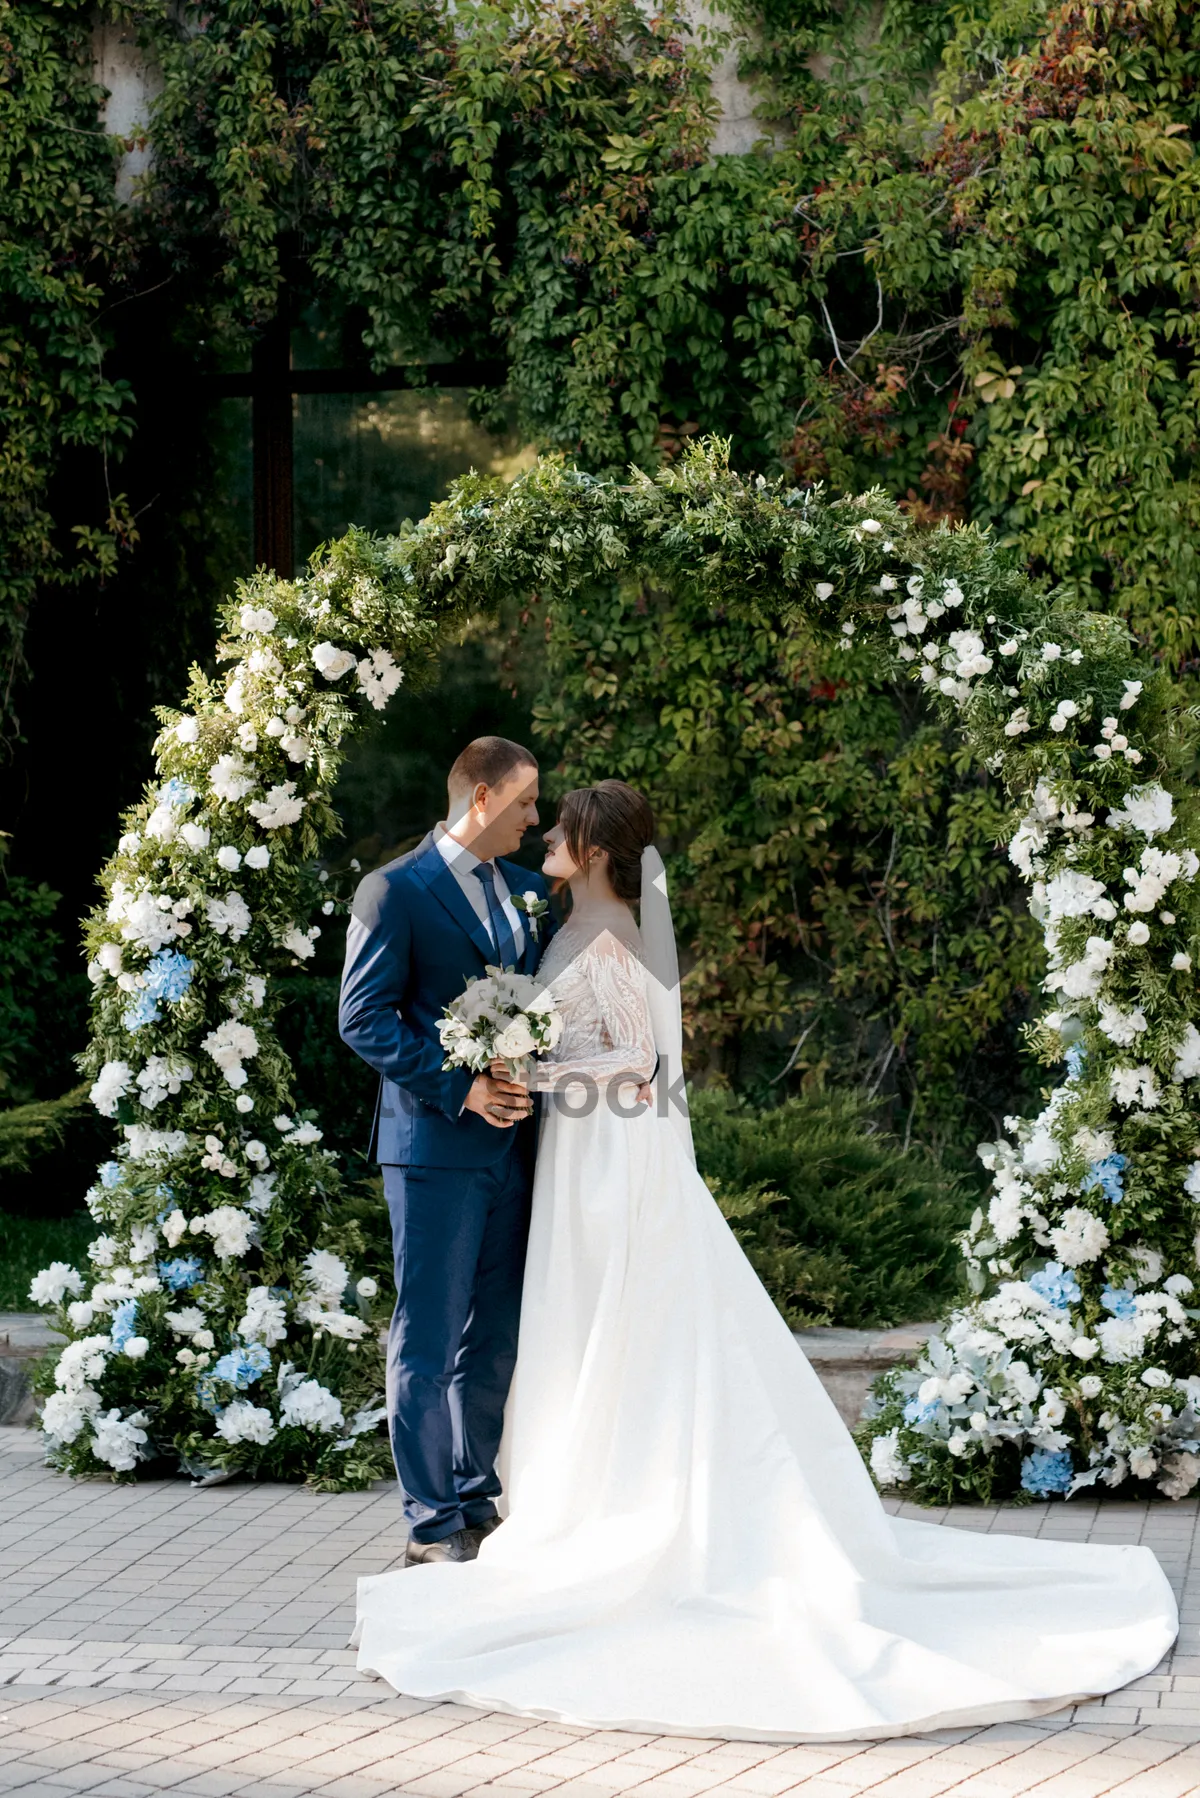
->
xmin=8 ymin=0 xmax=1200 ymax=753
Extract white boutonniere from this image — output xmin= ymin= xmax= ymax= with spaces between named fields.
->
xmin=511 ymin=889 xmax=550 ymax=942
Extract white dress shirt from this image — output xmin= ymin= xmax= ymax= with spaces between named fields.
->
xmin=433 ymin=826 xmax=526 ymax=962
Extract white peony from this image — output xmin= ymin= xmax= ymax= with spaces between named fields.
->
xmin=202 ymin=1020 xmax=260 ymax=1087
xmin=1109 ymin=1065 xmax=1160 ymax=1109
xmin=137 ymin=1057 xmax=193 ymax=1110
xmin=205 ymin=892 xmax=252 ymax=941
xmin=302 ymin=1248 xmax=348 ymax=1305
xmin=174 ymin=716 xmax=200 ymax=743
xmin=209 ymin=754 xmax=257 ymax=803
xmin=248 ymin=782 xmax=305 ymax=829
xmin=90 ymin=1409 xmax=150 ymax=1473
xmin=165 ymin=1307 xmax=206 ymax=1335
xmin=238 ymin=1287 xmax=288 ymax=1347
xmin=41 ymin=1387 xmax=101 ymax=1445
xmin=29 ymin=1262 xmax=84 ymax=1308
xmin=1049 ymin=936 xmax=1113 ymax=1002
xmin=216 ymin=845 xmax=242 ymax=872
xmin=124 ymin=1125 xmax=189 ymax=1161
xmin=180 ymin=822 xmax=210 ymax=851
xmin=869 ymin=1429 xmax=911 ymax=1486
xmin=215 ymin=1400 xmax=277 ymax=1446
xmin=1044 ymin=871 xmax=1106 ymax=919
xmin=193 ymin=1205 xmax=256 ymax=1261
xmin=1097 ymin=1002 xmax=1148 ymax=1047
xmin=282 ymin=925 xmax=320 ymax=960
xmin=279 ymin=1378 xmax=344 ymax=1433
xmin=1049 ymin=1207 xmax=1110 ymax=1267
xmin=1173 ymin=1024 xmax=1200 ymax=1082
xmin=119 ymin=894 xmax=183 ymax=953
xmin=1106 ymin=783 xmax=1175 ymax=839
xmin=90 ymin=1060 xmax=133 ymax=1117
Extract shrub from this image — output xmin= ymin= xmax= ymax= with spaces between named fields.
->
xmin=691 ymin=1086 xmax=972 ymax=1328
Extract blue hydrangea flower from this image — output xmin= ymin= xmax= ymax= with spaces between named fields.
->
xmin=1084 ymin=1153 xmax=1127 ymax=1204
xmin=157 ymin=778 xmax=195 ymax=808
xmin=122 ymin=989 xmax=162 ymax=1032
xmin=99 ymin=1162 xmax=122 ymax=1190
xmin=1021 ymin=1449 xmax=1074 ymax=1496
xmin=1064 ymin=1043 xmax=1086 ymax=1079
xmin=902 ymin=1397 xmax=941 ymax=1425
xmin=143 ymin=950 xmax=194 ymax=1005
xmin=1101 ymin=1286 xmax=1138 ymax=1318
xmin=158 ymin=1256 xmax=204 ymax=1292
xmin=197 ymin=1341 xmax=273 ymax=1413
xmin=110 ymin=1299 xmax=138 ymax=1351
xmin=1028 ymin=1263 xmax=1081 ymax=1310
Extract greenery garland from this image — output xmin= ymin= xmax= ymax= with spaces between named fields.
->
xmin=26 ymin=439 xmax=1200 ymax=1502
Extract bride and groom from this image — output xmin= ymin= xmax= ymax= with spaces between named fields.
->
xmin=339 ymin=735 xmax=1177 ymax=1742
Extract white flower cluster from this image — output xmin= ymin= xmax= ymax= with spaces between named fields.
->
xmin=295 ymin=1249 xmax=369 ymax=1342
xmin=202 ymin=1020 xmax=260 ymax=1090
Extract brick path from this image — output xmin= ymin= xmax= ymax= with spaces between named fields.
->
xmin=2 ymin=1425 xmax=1200 ymax=1796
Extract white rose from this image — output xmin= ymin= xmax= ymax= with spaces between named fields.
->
xmin=312 ymin=642 xmax=357 ymax=680
xmin=494 ymin=1017 xmax=537 ymax=1060
xmin=123 ymin=1336 xmax=149 ymax=1360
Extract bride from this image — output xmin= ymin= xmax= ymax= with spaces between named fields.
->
xmin=354 ymin=779 xmax=1177 ymax=1742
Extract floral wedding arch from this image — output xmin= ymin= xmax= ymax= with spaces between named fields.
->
xmin=27 ymin=440 xmax=1200 ymax=1501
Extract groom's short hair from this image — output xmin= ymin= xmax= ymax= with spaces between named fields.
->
xmin=447 ymin=736 xmax=537 ymax=801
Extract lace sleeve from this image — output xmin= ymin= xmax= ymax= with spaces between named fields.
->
xmin=536 ymin=928 xmax=657 ymax=1088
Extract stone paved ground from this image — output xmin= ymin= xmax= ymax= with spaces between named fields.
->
xmin=3 ymin=1425 xmax=1200 ymax=1797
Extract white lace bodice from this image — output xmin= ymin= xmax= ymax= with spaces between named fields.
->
xmin=533 ymin=916 xmax=657 ymax=1088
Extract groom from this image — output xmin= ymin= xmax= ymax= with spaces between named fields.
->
xmin=339 ymin=737 xmax=553 ymax=1565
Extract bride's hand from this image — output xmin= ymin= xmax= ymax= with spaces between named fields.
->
xmin=490 ymin=1057 xmax=528 ymax=1088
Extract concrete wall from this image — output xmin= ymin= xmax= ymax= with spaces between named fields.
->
xmin=91 ymin=17 xmax=161 ymax=204
xmin=90 ymin=1 xmax=773 ymax=208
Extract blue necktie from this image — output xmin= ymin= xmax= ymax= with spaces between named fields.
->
xmin=474 ymin=863 xmax=519 ymax=971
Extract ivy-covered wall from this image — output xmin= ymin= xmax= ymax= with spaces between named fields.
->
xmin=2 ymin=0 xmax=1198 ymax=1147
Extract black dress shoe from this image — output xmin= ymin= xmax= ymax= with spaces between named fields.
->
xmin=467 ymin=1515 xmax=502 ymax=1547
xmin=404 ymin=1527 xmax=478 ymax=1567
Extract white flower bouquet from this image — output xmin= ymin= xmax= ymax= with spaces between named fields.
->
xmin=439 ymin=968 xmax=562 ymax=1081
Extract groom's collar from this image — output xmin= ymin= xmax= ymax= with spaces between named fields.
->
xmin=433 ymin=823 xmax=488 ymax=878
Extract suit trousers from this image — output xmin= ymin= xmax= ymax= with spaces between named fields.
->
xmin=383 ymin=1145 xmax=532 ymax=1543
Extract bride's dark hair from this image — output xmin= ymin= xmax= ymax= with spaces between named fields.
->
xmin=558 ymin=781 xmax=655 ymax=904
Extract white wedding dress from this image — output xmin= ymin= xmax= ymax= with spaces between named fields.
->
xmin=354 ymin=914 xmax=1177 ymax=1742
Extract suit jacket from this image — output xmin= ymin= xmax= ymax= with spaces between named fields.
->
xmin=338 ymin=831 xmax=555 ymax=1168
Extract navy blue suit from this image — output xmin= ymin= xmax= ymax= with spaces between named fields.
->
xmin=339 ymin=832 xmax=553 ymax=1542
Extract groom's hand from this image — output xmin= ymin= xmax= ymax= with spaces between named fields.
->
xmin=465 ymin=1071 xmax=533 ymax=1128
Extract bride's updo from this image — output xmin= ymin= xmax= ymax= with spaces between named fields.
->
xmin=558 ymin=781 xmax=655 ymax=904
